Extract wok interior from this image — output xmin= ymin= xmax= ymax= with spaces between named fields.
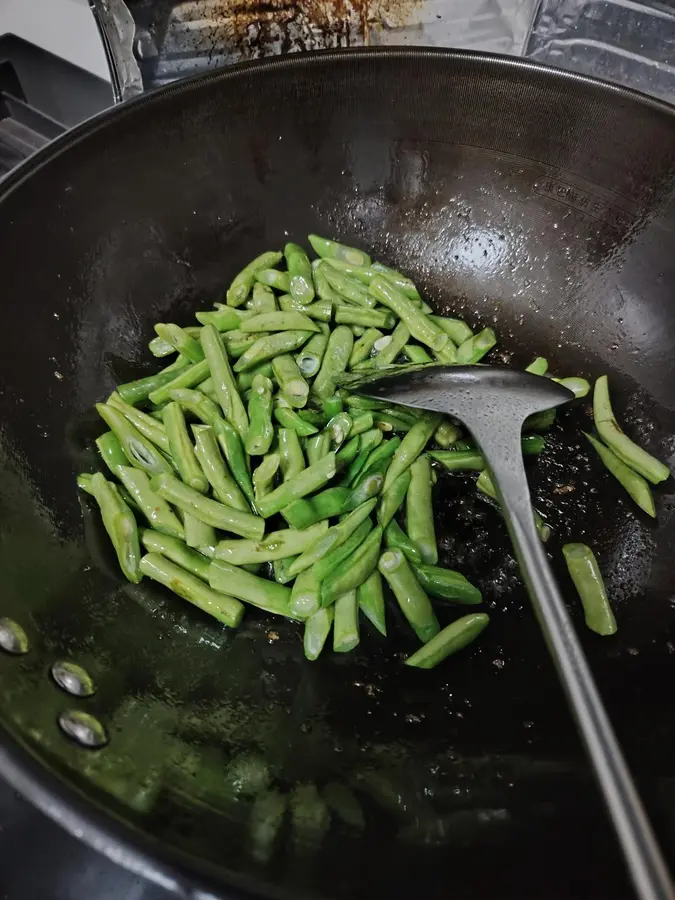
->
xmin=1 ymin=51 xmax=675 ymax=899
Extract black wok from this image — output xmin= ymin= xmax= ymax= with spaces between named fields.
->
xmin=1 ymin=48 xmax=675 ymax=900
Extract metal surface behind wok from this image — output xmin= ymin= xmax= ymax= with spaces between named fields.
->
xmin=1 ymin=49 xmax=675 ymax=900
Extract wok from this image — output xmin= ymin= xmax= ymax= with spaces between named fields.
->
xmin=0 ymin=48 xmax=674 ymax=900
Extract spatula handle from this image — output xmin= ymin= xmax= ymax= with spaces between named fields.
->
xmin=475 ymin=417 xmax=674 ymax=900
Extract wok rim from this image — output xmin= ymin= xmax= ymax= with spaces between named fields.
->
xmin=3 ymin=45 xmax=675 ymax=899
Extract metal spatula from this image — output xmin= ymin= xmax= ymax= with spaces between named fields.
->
xmin=344 ymin=364 xmax=673 ymax=900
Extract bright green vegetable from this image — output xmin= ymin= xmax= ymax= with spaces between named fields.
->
xmin=378 ymin=549 xmax=439 ymax=643
xmin=192 ymin=425 xmax=249 ymax=512
xmin=117 ymin=361 xmax=192 ymax=406
xmin=272 ymin=354 xmax=309 ymax=408
xmin=183 ymin=514 xmax=216 ymax=554
xmin=333 ymin=590 xmax=360 ymax=652
xmin=562 ymin=543 xmax=616 ymax=636
xmin=403 ymin=343 xmax=433 ymax=364
xmin=278 ymin=427 xmax=305 ymax=481
xmin=245 ymin=374 xmax=274 ymax=456
xmin=154 ymin=323 xmax=204 ymax=363
xmin=96 ymin=431 xmax=129 ymax=479
xmin=152 ymin=473 xmax=264 ymax=539
xmin=377 ymin=469 xmax=411 ymax=527
xmin=321 ymin=526 xmax=383 ymax=606
xmin=140 ymin=552 xmax=243 ymax=626
xmin=429 ymin=315 xmax=473 ymax=345
xmin=253 ymin=452 xmax=280 ymax=502
xmin=383 ymin=411 xmax=442 ymax=491
xmin=312 ymin=326 xmax=354 ymax=399
xmin=214 ymin=521 xmax=329 ymax=566
xmin=305 ymin=432 xmax=331 ymax=466
xmin=240 ymin=311 xmax=319 ymax=334
xmin=96 ymin=403 xmax=173 ymax=477
xmin=406 ymin=455 xmax=437 ymax=564
xmin=196 ymin=305 xmax=247 ymax=331
xmin=117 ymin=466 xmax=184 ymax=538
xmin=200 ymin=323 xmax=249 ymax=439
xmin=526 ymin=357 xmax=548 ymax=376
xmin=357 ymin=570 xmax=386 ymax=635
xmin=303 ymin=607 xmax=334 ymax=661
xmin=593 ymin=375 xmax=669 ymax=484
xmin=413 ymin=564 xmax=482 ymax=605
xmin=369 ymin=322 xmax=410 ymax=368
xmin=285 ymin=242 xmax=315 ymax=304
xmin=255 ymin=453 xmax=337 ymax=518
xmin=227 ymin=251 xmax=283 ymax=307
xmin=140 ymin=530 xmax=210 ymax=580
xmin=148 ymin=359 xmax=210 ymax=406
xmin=90 ymin=472 xmax=142 ymax=583
xmin=290 ymin=567 xmax=321 ymax=619
xmin=234 ymin=330 xmax=313 ymax=372
xmin=309 ymin=234 xmax=370 ymax=267
xmin=369 ymin=277 xmax=448 ymax=352
xmin=350 ymin=328 xmax=383 ymax=367
xmin=383 ymin=519 xmax=423 ymax=565
xmin=208 ymin=560 xmax=294 ymax=618
xmin=456 ymin=327 xmax=497 ymax=364
xmin=107 ymin=392 xmax=170 ymax=454
xmin=296 ymin=331 xmax=328 ymax=377
xmin=163 ymin=401 xmax=209 ymax=492
xmin=288 ymin=499 xmax=377 ymax=577
xmin=585 ymin=432 xmax=655 ymax=517
xmin=404 ymin=613 xmax=490 ymax=668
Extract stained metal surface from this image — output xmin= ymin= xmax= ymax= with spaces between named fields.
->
xmin=1 ymin=49 xmax=675 ymax=900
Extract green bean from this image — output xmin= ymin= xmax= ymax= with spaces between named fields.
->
xmin=355 ymin=436 xmax=400 ymax=488
xmin=369 ymin=261 xmax=422 ymax=301
xmin=384 ymin=519 xmax=423 ymax=565
xmin=148 ymin=334 xmax=175 ymax=358
xmin=456 ymin=327 xmax=497 ymax=364
xmin=107 ymin=392 xmax=171 ymax=454
xmin=323 ymin=264 xmax=378 ymax=308
xmin=288 ymin=499 xmax=377 ymax=578
xmin=378 ymin=549 xmax=439 ymax=643
xmin=96 ymin=431 xmax=128 ymax=479
xmin=118 ymin=466 xmax=184 ymax=538
xmin=429 ymin=315 xmax=473 ymax=345
xmin=314 ymin=519 xmax=372 ymax=584
xmin=406 ymin=455 xmax=437 ymax=564
xmin=433 ymin=338 xmax=458 ymax=364
xmin=525 ymin=357 xmax=548 ymax=376
xmin=163 ymin=401 xmax=209 ymax=492
xmin=403 ymin=344 xmax=433 ymax=364
xmin=554 ymin=376 xmax=591 ymax=399
xmin=272 ymin=354 xmax=309 ymax=408
xmin=351 ymin=412 xmax=374 ymax=437
xmin=370 ymin=322 xmax=409 ymax=368
xmin=140 ymin=552 xmax=243 ymax=627
xmin=272 ymin=556 xmax=298 ymax=584
xmin=343 ymin=394 xmax=388 ymax=411
xmin=524 ymin=408 xmax=557 ymax=431
xmin=290 ymin=567 xmax=321 ymax=619
xmin=336 ymin=435 xmax=362 ymax=471
xmin=247 ymin=282 xmax=278 ymax=313
xmin=349 ymin=328 xmax=383 ymax=368
xmin=200 ymin=324 xmax=249 ymax=439
xmin=333 ymin=590 xmax=360 ymax=652
xmin=373 ymin=412 xmax=413 ymax=433
xmin=323 ymin=394 xmax=343 ymax=419
xmin=258 ymin=453 xmax=336 ymax=519
xmin=192 ymin=425 xmax=249 ymax=512
xmin=312 ymin=326 xmax=354 ymax=399
xmin=273 ymin=405 xmax=318 ymax=437
xmin=149 ymin=359 xmax=210 ymax=406
xmin=97 ymin=403 xmax=173 ymax=476
xmin=357 ymin=570 xmax=386 ymax=636
xmin=214 ymin=521 xmax=329 ymax=565
xmin=413 ymin=564 xmax=482 ymax=604
xmin=117 ymin=361 xmax=192 ymax=406
xmin=196 ymin=306 xmax=246 ymax=331
xmin=253 ymin=452 xmax=280 ymax=502
xmin=278 ymin=294 xmax=333 ymax=322
xmin=90 ymin=473 xmax=142 ymax=583
xmin=334 ymin=305 xmax=395 ymax=330
xmin=245 ymin=374 xmax=274 ymax=456
xmin=297 ymin=407 xmax=327 ymax=428
xmin=208 ymin=560 xmax=294 ymax=618
xmin=309 ymin=234 xmax=370 ymax=267
xmin=184 ymin=514 xmax=217 ymax=553
xmin=278 ymin=428 xmax=305 ymax=482
xmin=585 ymin=432 xmax=655 ymax=517
xmin=405 ymin=613 xmax=490 ymax=668
xmin=433 ymin=419 xmax=461 ymax=448
xmin=344 ymin=429 xmax=384 ymax=485
xmin=296 ymin=331 xmax=328 ymax=377
xmin=233 ymin=330 xmax=313 ymax=373
xmin=255 ymin=268 xmax=290 ymax=292
xmin=249 ymin=790 xmax=287 ymax=863
xmin=322 ymin=258 xmax=420 ymax=305
xmin=377 ymin=469 xmax=411 ymax=527
xmin=227 ymin=251 xmax=283 ymax=307
xmin=383 ymin=411 xmax=441 ymax=491
xmin=240 ymin=311 xmax=319 ymax=334
xmin=305 ymin=432 xmax=331 ymax=466
xmin=326 ymin=411 xmax=352 ymax=449
xmin=154 ymin=323 xmax=204 ymax=363
xmin=284 ymin=242 xmax=315 ymax=304
xmin=562 ymin=543 xmax=616 ymax=636
xmin=321 ymin=526 xmax=383 ymax=606
xmin=429 ymin=450 xmax=485 ymax=471
xmin=593 ymin=375 xmax=669 ymax=484
xmin=304 ymin=606 xmax=334 ymax=660
xmin=196 ymin=376 xmax=218 ymax=404
xmin=281 ymin=486 xmax=351 ymax=529
xmin=236 ymin=361 xmax=274 ymax=393
xmin=152 ymin=473 xmax=264 ymax=539
xmin=370 ymin=277 xmax=447 ymax=351
xmin=139 ymin=530 xmax=209 ymax=580
xmin=221 ymin=331 xmax=262 ymax=359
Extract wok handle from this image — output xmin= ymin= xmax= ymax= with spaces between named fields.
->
xmin=474 ymin=417 xmax=674 ymax=900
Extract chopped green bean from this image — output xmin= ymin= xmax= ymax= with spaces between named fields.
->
xmin=253 ymin=452 xmax=280 ymax=503
xmin=335 ymin=305 xmax=395 ymax=329
xmin=96 ymin=403 xmax=173 ymax=476
xmin=585 ymin=432 xmax=655 ymax=517
xmin=200 ymin=323 xmax=249 ymax=439
xmin=333 ymin=590 xmax=360 ymax=652
xmin=140 ymin=530 xmax=209 ymax=580
xmin=227 ymin=251 xmax=283 ymax=307
xmin=378 ymin=549 xmax=439 ymax=643
xmin=405 ymin=613 xmax=489 ymax=668
xmin=107 ymin=391 xmax=170 ymax=454
xmin=406 ymin=455 xmax=437 ymax=564
xmin=148 ymin=359 xmax=210 ymax=406
xmin=377 ymin=469 xmax=411 ymax=527
xmin=208 ymin=560 xmax=294 ymax=618
xmin=384 ymin=519 xmax=423 ymax=565
xmin=90 ymin=472 xmax=142 ymax=583
xmin=357 ymin=570 xmax=386 ymax=636
xmin=370 ymin=277 xmax=447 ymax=352
xmin=456 ymin=327 xmax=497 ymax=364
xmin=288 ymin=499 xmax=377 ymax=578
xmin=256 ymin=452 xmax=337 ymax=518
xmin=290 ymin=567 xmax=321 ymax=619
xmin=152 ymin=473 xmax=264 ymax=539
xmin=117 ymin=361 xmax=192 ymax=406
xmin=314 ymin=519 xmax=372 ymax=584
xmin=118 ymin=466 xmax=184 ymax=538
xmin=349 ymin=328 xmax=383 ymax=368
xmin=296 ymin=331 xmax=328 ymax=377
xmin=272 ymin=354 xmax=309 ymax=408
xmin=305 ymin=432 xmax=331 ymax=466
xmin=370 ymin=322 xmax=410 ymax=368
xmin=429 ymin=315 xmax=473 ymax=345
xmin=273 ymin=405 xmax=319 ymax=437
xmin=285 ymin=242 xmax=315 ymax=304
xmin=234 ymin=330 xmax=313 ymax=372
xmin=184 ymin=513 xmax=217 ymax=554
xmin=192 ymin=425 xmax=249 ymax=512
xmin=279 ymin=428 xmax=305 ymax=481
xmin=413 ymin=564 xmax=482 ymax=605
xmin=241 ymin=311 xmax=319 ymax=334
xmin=304 ymin=606 xmax=334 ymax=660
xmin=321 ymin=526 xmax=383 ymax=606
xmin=163 ymin=401 xmax=209 ymax=492
xmin=312 ymin=326 xmax=354 ymax=399
xmin=245 ymin=374 xmax=274 ymax=456
xmin=255 ymin=268 xmax=290 ymax=292
xmin=214 ymin=521 xmax=329 ymax=565
xmin=309 ymin=234 xmax=370 ymax=267
xmin=196 ymin=306 xmax=247 ymax=331
xmin=383 ymin=411 xmax=442 ymax=491
xmin=154 ymin=323 xmax=204 ymax=363
xmin=562 ymin=543 xmax=616 ymax=636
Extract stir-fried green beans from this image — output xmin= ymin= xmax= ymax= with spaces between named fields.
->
xmin=81 ymin=235 xmax=666 ymax=662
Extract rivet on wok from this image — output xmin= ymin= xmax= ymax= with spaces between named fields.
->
xmin=51 ymin=661 xmax=95 ymax=698
xmin=58 ymin=710 xmax=108 ymax=749
xmin=0 ymin=618 xmax=29 ymax=655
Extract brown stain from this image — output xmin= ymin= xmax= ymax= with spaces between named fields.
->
xmin=163 ymin=0 xmax=426 ymax=66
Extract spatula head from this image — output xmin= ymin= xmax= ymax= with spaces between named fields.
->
xmin=341 ymin=365 xmax=574 ymax=427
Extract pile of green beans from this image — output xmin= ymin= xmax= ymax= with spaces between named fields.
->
xmin=77 ymin=235 xmax=670 ymax=666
